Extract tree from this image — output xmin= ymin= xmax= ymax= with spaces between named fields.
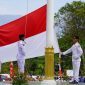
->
xmin=55 ymin=1 xmax=85 ymax=38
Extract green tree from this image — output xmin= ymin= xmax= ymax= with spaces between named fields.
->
xmin=55 ymin=1 xmax=85 ymax=40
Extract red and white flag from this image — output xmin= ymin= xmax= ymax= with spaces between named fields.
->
xmin=0 ymin=4 xmax=60 ymax=63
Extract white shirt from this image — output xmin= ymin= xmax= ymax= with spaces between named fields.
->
xmin=63 ymin=42 xmax=83 ymax=61
xmin=17 ymin=40 xmax=26 ymax=59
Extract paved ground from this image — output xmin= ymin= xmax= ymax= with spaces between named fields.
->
xmin=29 ymin=81 xmax=85 ymax=85
xmin=0 ymin=81 xmax=85 ymax=85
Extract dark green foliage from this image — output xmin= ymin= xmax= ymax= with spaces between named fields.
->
xmin=1 ymin=61 xmax=18 ymax=74
xmin=55 ymin=1 xmax=85 ymax=38
xmin=1 ymin=62 xmax=10 ymax=74
xmin=25 ymin=56 xmax=45 ymax=75
xmin=12 ymin=73 xmax=28 ymax=85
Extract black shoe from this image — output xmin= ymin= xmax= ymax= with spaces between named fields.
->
xmin=69 ymin=80 xmax=78 ymax=84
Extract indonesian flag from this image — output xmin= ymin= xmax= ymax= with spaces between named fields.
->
xmin=0 ymin=5 xmax=60 ymax=63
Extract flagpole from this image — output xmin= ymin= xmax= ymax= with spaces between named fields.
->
xmin=41 ymin=0 xmax=56 ymax=85
xmin=45 ymin=0 xmax=54 ymax=79
xmin=46 ymin=0 xmax=54 ymax=48
xmin=24 ymin=0 xmax=28 ymax=37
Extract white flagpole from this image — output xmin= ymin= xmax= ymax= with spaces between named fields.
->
xmin=46 ymin=0 xmax=54 ymax=48
xmin=41 ymin=0 xmax=56 ymax=85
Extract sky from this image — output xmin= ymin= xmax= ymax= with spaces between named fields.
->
xmin=0 ymin=0 xmax=85 ymax=15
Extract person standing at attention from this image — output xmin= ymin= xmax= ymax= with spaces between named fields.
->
xmin=17 ymin=34 xmax=26 ymax=74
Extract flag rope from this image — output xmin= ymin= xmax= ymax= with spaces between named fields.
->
xmin=24 ymin=0 xmax=29 ymax=37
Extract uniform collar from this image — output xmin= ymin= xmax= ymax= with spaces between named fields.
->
xmin=73 ymin=42 xmax=79 ymax=45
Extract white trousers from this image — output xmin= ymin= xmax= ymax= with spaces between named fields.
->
xmin=17 ymin=59 xmax=25 ymax=73
xmin=72 ymin=61 xmax=81 ymax=82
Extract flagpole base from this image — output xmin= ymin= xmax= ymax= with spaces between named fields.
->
xmin=45 ymin=47 xmax=54 ymax=79
xmin=41 ymin=80 xmax=56 ymax=85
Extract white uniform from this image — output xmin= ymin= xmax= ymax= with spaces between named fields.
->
xmin=17 ymin=40 xmax=26 ymax=73
xmin=63 ymin=42 xmax=83 ymax=82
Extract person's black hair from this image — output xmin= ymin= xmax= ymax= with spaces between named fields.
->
xmin=74 ymin=35 xmax=79 ymax=40
xmin=19 ymin=34 xmax=25 ymax=40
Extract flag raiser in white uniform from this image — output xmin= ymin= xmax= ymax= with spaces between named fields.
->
xmin=17 ymin=40 xmax=26 ymax=60
xmin=17 ymin=40 xmax=26 ymax=73
xmin=62 ymin=42 xmax=83 ymax=82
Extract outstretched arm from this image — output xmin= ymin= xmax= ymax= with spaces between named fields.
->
xmin=63 ymin=47 xmax=72 ymax=55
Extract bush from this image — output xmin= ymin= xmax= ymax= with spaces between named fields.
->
xmin=12 ymin=73 xmax=28 ymax=85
